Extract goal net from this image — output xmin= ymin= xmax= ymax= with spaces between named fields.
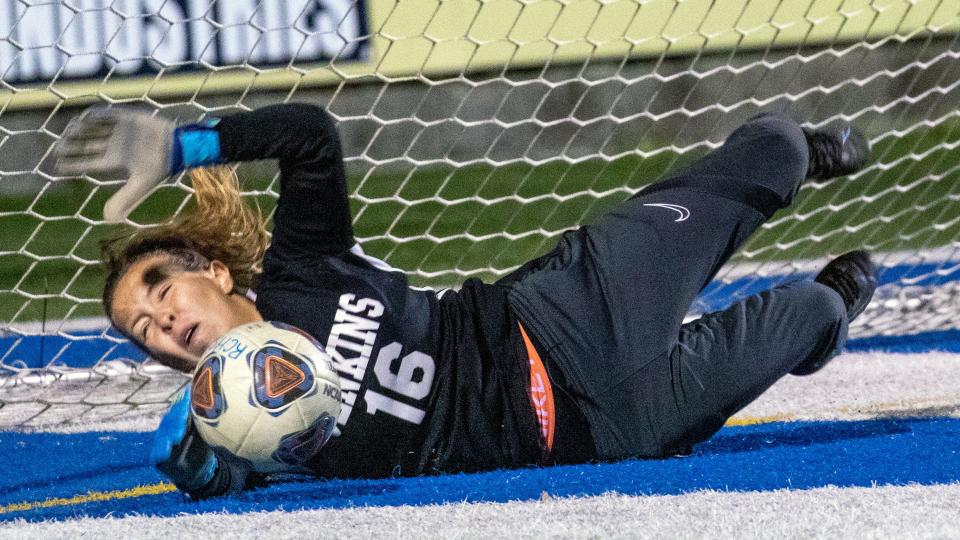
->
xmin=1 ymin=0 xmax=959 ymax=428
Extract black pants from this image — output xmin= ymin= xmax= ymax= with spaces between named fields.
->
xmin=505 ymin=112 xmax=849 ymax=460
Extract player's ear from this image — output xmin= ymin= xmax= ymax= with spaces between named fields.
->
xmin=208 ymin=260 xmax=235 ymax=295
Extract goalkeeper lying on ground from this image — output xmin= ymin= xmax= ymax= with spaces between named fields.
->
xmin=53 ymin=103 xmax=876 ymax=498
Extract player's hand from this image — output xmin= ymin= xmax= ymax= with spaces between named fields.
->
xmin=151 ymin=386 xmax=218 ymax=494
xmin=53 ymin=106 xmax=175 ymax=223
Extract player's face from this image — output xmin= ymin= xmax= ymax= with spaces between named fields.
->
xmin=109 ymin=254 xmax=261 ymax=372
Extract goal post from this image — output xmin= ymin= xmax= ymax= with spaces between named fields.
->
xmin=1 ymin=0 xmax=959 ymax=428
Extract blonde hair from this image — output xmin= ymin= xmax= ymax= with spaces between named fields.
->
xmin=101 ymin=166 xmax=269 ymax=327
xmin=166 ymin=166 xmax=268 ymax=290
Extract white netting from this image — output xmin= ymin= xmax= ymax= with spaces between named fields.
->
xmin=1 ymin=0 xmax=959 ymax=427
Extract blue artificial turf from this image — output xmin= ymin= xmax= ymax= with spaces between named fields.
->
xmin=4 ymin=416 xmax=959 ymax=522
xmin=847 ymin=330 xmax=960 ymax=353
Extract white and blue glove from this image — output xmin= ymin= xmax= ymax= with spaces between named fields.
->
xmin=152 ymin=386 xmax=252 ymax=499
xmin=53 ymin=106 xmax=223 ymax=223
xmin=151 ymin=386 xmax=218 ymax=495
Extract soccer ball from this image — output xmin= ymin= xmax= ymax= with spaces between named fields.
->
xmin=189 ymin=321 xmax=341 ymax=473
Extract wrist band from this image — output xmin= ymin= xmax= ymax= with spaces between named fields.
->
xmin=171 ymin=118 xmax=223 ymax=173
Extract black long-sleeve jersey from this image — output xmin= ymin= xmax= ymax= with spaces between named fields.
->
xmin=214 ymin=104 xmax=543 ymax=478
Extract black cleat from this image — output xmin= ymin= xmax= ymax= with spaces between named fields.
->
xmin=803 ymin=124 xmax=870 ymax=181
xmin=814 ymin=250 xmax=877 ymax=321
xmin=790 ymin=250 xmax=878 ymax=376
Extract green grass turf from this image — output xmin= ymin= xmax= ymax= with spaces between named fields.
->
xmin=1 ymin=122 xmax=958 ymax=324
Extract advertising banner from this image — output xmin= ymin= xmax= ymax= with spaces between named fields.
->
xmin=0 ymin=0 xmax=956 ymax=108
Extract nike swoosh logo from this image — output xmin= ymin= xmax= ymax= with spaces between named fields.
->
xmin=841 ymin=126 xmax=852 ymax=145
xmin=643 ymin=203 xmax=690 ymax=222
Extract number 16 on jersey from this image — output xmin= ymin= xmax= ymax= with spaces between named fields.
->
xmin=365 ymin=342 xmax=435 ymax=424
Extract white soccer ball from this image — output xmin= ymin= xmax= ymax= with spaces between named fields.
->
xmin=189 ymin=321 xmax=341 ymax=473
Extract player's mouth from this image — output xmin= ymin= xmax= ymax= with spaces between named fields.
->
xmin=183 ymin=323 xmax=198 ymax=352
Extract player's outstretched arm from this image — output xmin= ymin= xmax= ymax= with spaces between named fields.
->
xmin=215 ymin=103 xmax=355 ymax=256
xmin=152 ymin=387 xmax=250 ymax=499
xmin=55 ymin=103 xmax=354 ymax=254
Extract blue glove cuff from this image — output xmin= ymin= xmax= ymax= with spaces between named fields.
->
xmin=171 ymin=118 xmax=223 ymax=174
xmin=192 ymin=453 xmax=219 ymax=490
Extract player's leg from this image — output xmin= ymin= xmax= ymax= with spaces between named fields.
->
xmin=650 ymin=251 xmax=877 ymax=454
xmin=508 ymin=113 xmax=814 ymax=368
xmin=510 ymin=112 xmax=819 ymax=388
xmin=789 ymin=250 xmax=877 ymax=375
xmin=651 ymin=281 xmax=847 ymax=455
xmin=507 ymin=112 xmax=870 ymax=459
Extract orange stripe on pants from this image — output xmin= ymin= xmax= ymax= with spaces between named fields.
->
xmin=519 ymin=322 xmax=555 ymax=452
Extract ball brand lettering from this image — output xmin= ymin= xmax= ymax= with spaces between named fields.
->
xmin=208 ymin=335 xmax=248 ymax=360
xmin=322 ymin=382 xmax=341 ymax=402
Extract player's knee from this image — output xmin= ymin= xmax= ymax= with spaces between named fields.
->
xmin=800 ymin=281 xmax=848 ymax=332
xmin=720 ymin=112 xmax=809 ymax=207
xmin=750 ymin=113 xmax=809 ymax=182
xmin=781 ymin=280 xmax=849 ymax=375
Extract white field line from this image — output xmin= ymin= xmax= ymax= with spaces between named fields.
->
xmin=3 ymin=316 xmax=113 ymax=335
xmin=2 ymin=483 xmax=959 ymax=540
xmin=0 ymin=360 xmax=176 ymax=387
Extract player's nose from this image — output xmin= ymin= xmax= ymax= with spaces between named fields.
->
xmin=158 ymin=309 xmax=176 ymax=331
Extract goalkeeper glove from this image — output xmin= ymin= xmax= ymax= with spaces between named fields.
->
xmin=152 ymin=386 xmax=217 ymax=494
xmin=152 ymin=386 xmax=249 ymax=499
xmin=53 ymin=106 xmax=175 ymax=223
xmin=53 ymin=106 xmax=223 ymax=223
